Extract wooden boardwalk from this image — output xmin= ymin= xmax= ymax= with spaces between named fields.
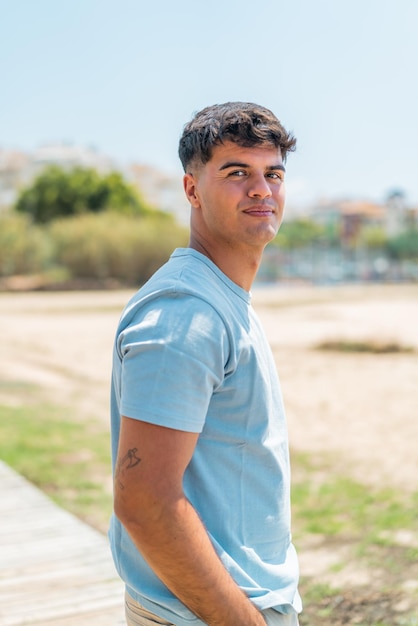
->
xmin=0 ymin=461 xmax=125 ymax=625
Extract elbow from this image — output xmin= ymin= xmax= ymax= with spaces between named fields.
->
xmin=113 ymin=491 xmax=131 ymax=527
xmin=114 ymin=496 xmax=152 ymax=543
xmin=113 ymin=483 xmax=176 ymax=537
xmin=113 ymin=485 xmax=147 ymax=533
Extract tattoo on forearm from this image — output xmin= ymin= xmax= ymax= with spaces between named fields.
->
xmin=115 ymin=447 xmax=141 ymax=490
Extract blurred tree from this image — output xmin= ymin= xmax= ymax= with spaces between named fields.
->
xmin=358 ymin=225 xmax=388 ymax=249
xmin=15 ymin=166 xmax=155 ymax=223
xmin=273 ymin=218 xmax=325 ymax=249
xmin=387 ymin=229 xmax=418 ymax=259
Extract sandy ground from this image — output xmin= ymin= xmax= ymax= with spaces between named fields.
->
xmin=255 ymin=284 xmax=418 ymax=492
xmin=1 ymin=283 xmax=417 ymax=621
xmin=1 ymin=283 xmax=417 ymax=492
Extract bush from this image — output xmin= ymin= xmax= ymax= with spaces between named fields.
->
xmin=0 ymin=214 xmax=51 ymax=276
xmin=48 ymin=212 xmax=189 ymax=285
xmin=273 ymin=218 xmax=326 ymax=249
xmin=388 ymin=229 xmax=418 ymax=260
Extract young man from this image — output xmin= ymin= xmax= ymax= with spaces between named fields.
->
xmin=109 ymin=102 xmax=302 ymax=625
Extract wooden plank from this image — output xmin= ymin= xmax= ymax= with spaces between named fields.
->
xmin=0 ymin=461 xmax=125 ymax=625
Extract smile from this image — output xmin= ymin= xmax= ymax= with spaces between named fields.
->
xmin=243 ymin=205 xmax=275 ymax=217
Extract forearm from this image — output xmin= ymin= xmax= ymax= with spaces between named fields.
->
xmin=121 ymin=495 xmax=266 ymax=626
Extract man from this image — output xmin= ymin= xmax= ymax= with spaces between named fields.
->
xmin=109 ymin=102 xmax=302 ymax=625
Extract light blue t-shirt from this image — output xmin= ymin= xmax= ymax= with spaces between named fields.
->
xmin=109 ymin=248 xmax=301 ymax=624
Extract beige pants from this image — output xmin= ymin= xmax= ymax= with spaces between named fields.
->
xmin=125 ymin=591 xmax=173 ymax=624
xmin=125 ymin=591 xmax=299 ymax=625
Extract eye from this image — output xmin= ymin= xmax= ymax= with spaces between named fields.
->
xmin=228 ymin=169 xmax=247 ymax=177
xmin=266 ymin=171 xmax=284 ymax=181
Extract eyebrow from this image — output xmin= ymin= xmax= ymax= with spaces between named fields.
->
xmin=219 ymin=161 xmax=286 ymax=173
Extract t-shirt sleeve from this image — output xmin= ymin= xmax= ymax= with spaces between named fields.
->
xmin=117 ymin=293 xmax=230 ymax=433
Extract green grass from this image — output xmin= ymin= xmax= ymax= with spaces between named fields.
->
xmin=293 ymin=475 xmax=418 ymax=540
xmin=2 ymin=400 xmax=416 ymax=550
xmin=292 ymin=452 xmax=418 ymax=546
xmin=0 ymin=403 xmax=113 ymax=531
xmin=2 ymin=401 xmax=417 ymax=623
xmin=292 ymin=451 xmax=418 ymax=624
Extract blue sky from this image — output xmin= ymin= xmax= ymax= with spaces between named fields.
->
xmin=1 ymin=0 xmax=417 ymax=210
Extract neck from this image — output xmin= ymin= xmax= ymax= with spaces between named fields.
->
xmin=188 ymin=235 xmax=263 ymax=292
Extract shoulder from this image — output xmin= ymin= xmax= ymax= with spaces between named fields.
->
xmin=121 ymin=249 xmax=245 ymax=333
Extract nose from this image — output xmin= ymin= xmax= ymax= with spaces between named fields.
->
xmin=247 ymin=172 xmax=272 ymax=199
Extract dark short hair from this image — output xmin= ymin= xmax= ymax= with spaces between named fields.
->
xmin=178 ymin=102 xmax=296 ymax=172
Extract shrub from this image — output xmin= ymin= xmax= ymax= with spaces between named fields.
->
xmin=0 ymin=214 xmax=51 ymax=276
xmin=273 ymin=218 xmax=326 ymax=249
xmin=388 ymin=229 xmax=418 ymax=260
xmin=48 ymin=212 xmax=188 ymax=285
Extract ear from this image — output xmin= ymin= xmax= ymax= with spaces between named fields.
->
xmin=183 ymin=173 xmax=201 ymax=209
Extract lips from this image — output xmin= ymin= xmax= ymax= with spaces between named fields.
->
xmin=243 ymin=204 xmax=275 ymax=216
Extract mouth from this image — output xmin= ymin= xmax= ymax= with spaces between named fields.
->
xmin=243 ymin=204 xmax=275 ymax=217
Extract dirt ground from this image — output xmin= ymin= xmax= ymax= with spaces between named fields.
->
xmin=1 ymin=283 xmax=417 ymax=624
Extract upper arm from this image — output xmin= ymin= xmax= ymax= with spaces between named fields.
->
xmin=114 ymin=415 xmax=199 ymax=521
xmin=117 ymin=295 xmax=230 ymax=434
xmin=113 ymin=295 xmax=229 ymax=523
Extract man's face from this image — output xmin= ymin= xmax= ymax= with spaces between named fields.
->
xmin=184 ymin=141 xmax=286 ymax=253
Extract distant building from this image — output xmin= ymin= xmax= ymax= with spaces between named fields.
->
xmin=127 ymin=163 xmax=189 ymax=225
xmin=384 ymin=189 xmax=415 ymax=236
xmin=310 ymin=199 xmax=386 ymax=246
xmin=29 ymin=143 xmax=115 ymax=175
xmin=0 ymin=150 xmax=31 ymax=210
